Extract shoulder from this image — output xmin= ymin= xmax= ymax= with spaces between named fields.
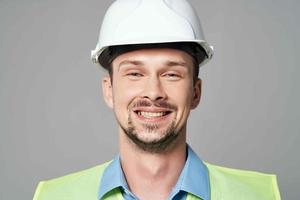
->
xmin=33 ymin=161 xmax=111 ymax=200
xmin=205 ymin=162 xmax=281 ymax=200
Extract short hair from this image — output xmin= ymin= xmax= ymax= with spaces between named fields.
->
xmin=98 ymin=42 xmax=207 ymax=83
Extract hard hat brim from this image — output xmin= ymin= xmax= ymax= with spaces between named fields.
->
xmin=91 ymin=40 xmax=213 ymax=68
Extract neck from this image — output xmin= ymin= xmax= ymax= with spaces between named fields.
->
xmin=119 ymin=129 xmax=187 ymax=200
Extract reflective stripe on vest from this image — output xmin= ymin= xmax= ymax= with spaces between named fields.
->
xmin=33 ymin=161 xmax=281 ymax=200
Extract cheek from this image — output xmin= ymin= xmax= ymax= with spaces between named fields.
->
xmin=112 ymin=81 xmax=143 ymax=107
xmin=164 ymin=81 xmax=193 ymax=102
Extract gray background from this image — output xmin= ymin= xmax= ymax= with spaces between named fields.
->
xmin=0 ymin=0 xmax=299 ymax=199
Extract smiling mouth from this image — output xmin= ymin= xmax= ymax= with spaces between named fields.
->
xmin=135 ymin=111 xmax=172 ymax=119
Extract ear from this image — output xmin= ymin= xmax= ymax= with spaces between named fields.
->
xmin=102 ymin=76 xmax=114 ymax=109
xmin=191 ymin=78 xmax=201 ymax=109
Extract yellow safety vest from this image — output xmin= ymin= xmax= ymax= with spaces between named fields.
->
xmin=33 ymin=161 xmax=281 ymax=200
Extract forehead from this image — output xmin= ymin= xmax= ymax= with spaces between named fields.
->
xmin=112 ymin=48 xmax=194 ymax=68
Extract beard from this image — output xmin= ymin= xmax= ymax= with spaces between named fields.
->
xmin=119 ymin=99 xmax=182 ymax=153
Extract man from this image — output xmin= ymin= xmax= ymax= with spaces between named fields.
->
xmin=33 ymin=0 xmax=281 ymax=199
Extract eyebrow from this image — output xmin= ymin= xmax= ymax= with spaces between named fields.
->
xmin=118 ymin=59 xmax=188 ymax=71
xmin=118 ymin=60 xmax=143 ymax=71
xmin=119 ymin=60 xmax=143 ymax=67
xmin=165 ymin=60 xmax=188 ymax=67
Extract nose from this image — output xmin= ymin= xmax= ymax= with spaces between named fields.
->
xmin=141 ymin=76 xmax=167 ymax=101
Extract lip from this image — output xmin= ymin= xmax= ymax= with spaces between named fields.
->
xmin=132 ymin=107 xmax=173 ymax=123
xmin=132 ymin=106 xmax=172 ymax=113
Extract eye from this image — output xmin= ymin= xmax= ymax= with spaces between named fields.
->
xmin=165 ymin=73 xmax=179 ymax=77
xmin=124 ymin=71 xmax=144 ymax=80
xmin=127 ymin=72 xmax=143 ymax=77
xmin=163 ymin=72 xmax=182 ymax=80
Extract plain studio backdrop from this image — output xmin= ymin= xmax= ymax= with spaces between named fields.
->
xmin=0 ymin=0 xmax=299 ymax=199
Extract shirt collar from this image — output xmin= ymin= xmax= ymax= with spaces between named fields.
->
xmin=98 ymin=155 xmax=127 ymax=199
xmin=180 ymin=146 xmax=210 ymax=200
xmin=98 ymin=145 xmax=210 ymax=200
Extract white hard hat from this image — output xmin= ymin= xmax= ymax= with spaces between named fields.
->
xmin=91 ymin=0 xmax=214 ymax=67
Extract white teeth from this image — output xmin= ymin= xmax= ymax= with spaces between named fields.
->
xmin=137 ymin=111 xmax=166 ymax=118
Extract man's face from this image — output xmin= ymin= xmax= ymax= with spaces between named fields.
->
xmin=102 ymin=48 xmax=201 ymax=153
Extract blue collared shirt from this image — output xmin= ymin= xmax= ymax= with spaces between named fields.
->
xmin=98 ymin=145 xmax=210 ymax=200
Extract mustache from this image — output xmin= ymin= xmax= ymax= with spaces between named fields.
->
xmin=130 ymin=99 xmax=177 ymax=110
